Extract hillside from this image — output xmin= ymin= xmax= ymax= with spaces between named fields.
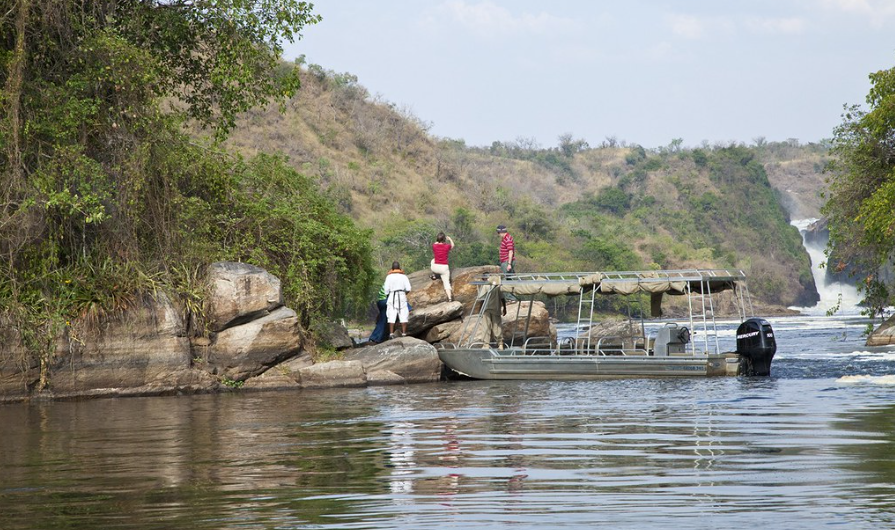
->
xmin=205 ymin=64 xmax=828 ymax=311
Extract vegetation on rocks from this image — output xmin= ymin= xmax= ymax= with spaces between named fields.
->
xmin=0 ymin=2 xmax=373 ymax=381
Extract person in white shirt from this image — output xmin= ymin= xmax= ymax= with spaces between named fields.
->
xmin=383 ymin=261 xmax=412 ymax=338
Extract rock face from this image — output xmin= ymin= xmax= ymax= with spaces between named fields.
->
xmin=343 ymin=337 xmax=442 ymax=383
xmin=0 ymin=262 xmax=455 ymax=402
xmin=502 ymin=301 xmax=554 ymax=343
xmin=867 ymin=314 xmax=895 ymax=346
xmin=0 ymin=323 xmax=45 ymax=396
xmin=49 ymin=293 xmax=192 ymax=394
xmin=205 ymin=306 xmax=303 ymax=381
xmin=206 ymin=262 xmax=283 ymax=332
xmin=315 ymin=321 xmax=354 ymax=350
xmin=408 ymin=265 xmax=499 ymax=313
xmin=299 ymin=360 xmax=366 ymax=388
xmin=406 ymin=301 xmax=464 ymax=337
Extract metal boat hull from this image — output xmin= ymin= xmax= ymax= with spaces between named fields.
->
xmin=438 ymin=348 xmax=745 ymax=379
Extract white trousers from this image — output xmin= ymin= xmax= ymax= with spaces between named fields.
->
xmin=430 ymin=260 xmax=452 ymax=299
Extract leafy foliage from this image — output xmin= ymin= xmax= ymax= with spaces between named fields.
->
xmin=823 ymin=62 xmax=895 ymax=315
xmin=0 ymin=1 xmax=376 ymax=375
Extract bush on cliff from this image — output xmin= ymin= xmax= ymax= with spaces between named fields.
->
xmin=0 ymin=2 xmax=373 ymax=380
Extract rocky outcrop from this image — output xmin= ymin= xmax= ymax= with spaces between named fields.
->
xmin=502 ymin=300 xmax=554 ymax=343
xmin=0 ymin=322 xmax=43 ymax=396
xmin=315 ymin=321 xmax=354 ymax=350
xmin=0 ymin=262 xmax=451 ymax=402
xmin=406 ymin=301 xmax=464 ymax=337
xmin=408 ymin=265 xmax=499 ymax=313
xmin=206 ymin=262 xmax=283 ymax=331
xmin=867 ymin=314 xmax=895 ymax=346
xmin=49 ymin=293 xmax=192 ymax=394
xmin=299 ymin=360 xmax=366 ymax=388
xmin=343 ymin=337 xmax=442 ymax=383
xmin=204 ymin=306 xmax=303 ymax=381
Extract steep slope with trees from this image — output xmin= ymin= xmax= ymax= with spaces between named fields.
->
xmin=218 ymin=65 xmax=820 ymax=310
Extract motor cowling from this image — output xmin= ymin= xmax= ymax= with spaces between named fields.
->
xmin=736 ymin=318 xmax=776 ymax=376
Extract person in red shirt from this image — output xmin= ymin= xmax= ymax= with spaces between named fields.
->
xmin=497 ymin=224 xmax=515 ymax=273
xmin=430 ymin=232 xmax=455 ymax=301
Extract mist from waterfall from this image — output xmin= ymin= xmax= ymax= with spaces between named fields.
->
xmin=789 ymin=219 xmax=863 ymax=315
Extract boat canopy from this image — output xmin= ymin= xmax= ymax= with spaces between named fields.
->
xmin=490 ymin=269 xmax=744 ymax=297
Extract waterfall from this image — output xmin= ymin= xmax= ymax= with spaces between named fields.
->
xmin=790 ymin=219 xmax=863 ymax=315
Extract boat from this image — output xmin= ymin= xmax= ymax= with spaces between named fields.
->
xmin=436 ymin=269 xmax=776 ymax=380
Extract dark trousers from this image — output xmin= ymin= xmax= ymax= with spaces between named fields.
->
xmin=369 ymin=298 xmax=389 ymax=343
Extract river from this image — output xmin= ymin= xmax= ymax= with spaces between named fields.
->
xmin=2 ymin=314 xmax=895 ymax=529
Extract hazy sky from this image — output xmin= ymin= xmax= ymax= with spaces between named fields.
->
xmin=284 ymin=0 xmax=895 ymax=150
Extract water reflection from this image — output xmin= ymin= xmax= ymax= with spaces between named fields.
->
xmin=2 ymin=315 xmax=895 ymax=529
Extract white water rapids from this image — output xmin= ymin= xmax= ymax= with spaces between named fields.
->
xmin=790 ymin=218 xmax=863 ymax=315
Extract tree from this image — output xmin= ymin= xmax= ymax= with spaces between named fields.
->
xmin=823 ymin=63 xmax=895 ymax=315
xmin=558 ymin=132 xmax=589 ymax=157
xmin=0 ymin=2 xmax=379 ymax=367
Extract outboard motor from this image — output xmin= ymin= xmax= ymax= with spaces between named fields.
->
xmin=653 ymin=323 xmax=690 ymax=356
xmin=736 ymin=318 xmax=776 ymax=376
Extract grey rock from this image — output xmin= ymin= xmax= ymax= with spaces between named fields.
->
xmin=207 ymin=306 xmax=303 ymax=381
xmin=298 ymin=360 xmax=366 ymax=388
xmin=243 ymin=368 xmax=301 ymax=391
xmin=316 ymin=321 xmax=355 ymax=350
xmin=407 ymin=301 xmax=464 ymax=336
xmin=423 ymin=320 xmax=463 ymax=343
xmin=49 ymin=293 xmax=191 ymax=394
xmin=367 ymin=369 xmax=406 ymax=385
xmin=207 ymin=261 xmax=283 ymax=332
xmin=867 ymin=314 xmax=895 ymax=346
xmin=343 ymin=337 xmax=442 ymax=383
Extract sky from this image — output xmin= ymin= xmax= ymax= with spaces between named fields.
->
xmin=284 ymin=0 xmax=895 ymax=150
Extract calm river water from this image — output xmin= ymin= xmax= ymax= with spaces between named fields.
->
xmin=2 ymin=315 xmax=895 ymax=529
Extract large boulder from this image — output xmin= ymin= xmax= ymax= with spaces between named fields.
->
xmin=867 ymin=314 xmax=895 ymax=346
xmin=207 ymin=261 xmax=283 ymax=332
xmin=343 ymin=336 xmax=442 ymax=383
xmin=502 ymin=300 xmax=554 ymax=343
xmin=423 ymin=320 xmax=463 ymax=343
xmin=49 ymin=293 xmax=191 ymax=394
xmin=407 ymin=301 xmax=464 ymax=337
xmin=408 ymin=265 xmax=499 ymax=313
xmin=298 ymin=360 xmax=366 ymax=388
xmin=315 ymin=321 xmax=354 ymax=350
xmin=241 ymin=351 xmax=313 ymax=391
xmin=205 ymin=306 xmax=303 ymax=381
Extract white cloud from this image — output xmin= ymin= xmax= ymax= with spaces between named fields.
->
xmin=666 ymin=14 xmax=737 ymax=40
xmin=435 ymin=0 xmax=578 ymax=37
xmin=668 ymin=14 xmax=707 ymax=39
xmin=745 ymin=16 xmax=806 ymax=35
xmin=818 ymin=0 xmax=895 ymax=26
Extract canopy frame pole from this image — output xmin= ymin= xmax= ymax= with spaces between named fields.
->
xmin=509 ymin=293 xmax=524 ymax=348
xmin=686 ymin=282 xmax=696 ymax=355
xmin=521 ymin=294 xmax=535 ymax=348
xmin=707 ymin=280 xmax=719 ymax=355
xmin=699 ymin=281 xmax=709 ymax=355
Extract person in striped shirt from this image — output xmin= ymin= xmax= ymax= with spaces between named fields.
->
xmin=497 ymin=224 xmax=515 ymax=273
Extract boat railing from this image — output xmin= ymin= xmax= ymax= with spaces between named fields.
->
xmin=522 ymin=336 xmax=555 ymax=355
xmin=595 ymin=335 xmax=649 ymax=356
